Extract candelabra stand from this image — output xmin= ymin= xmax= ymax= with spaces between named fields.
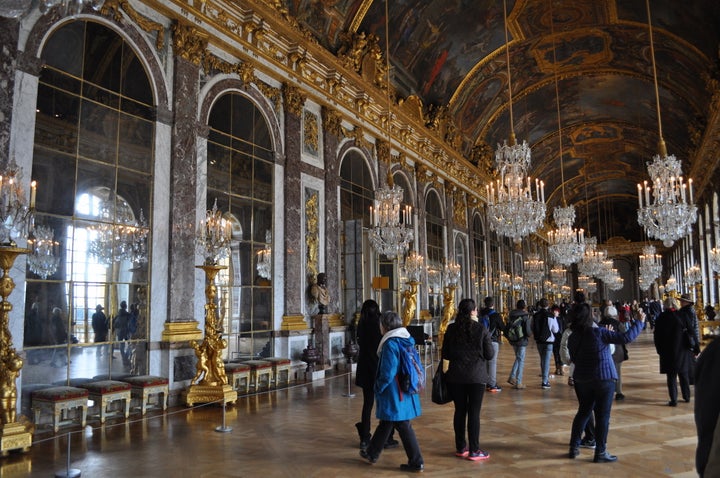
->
xmin=695 ymin=282 xmax=705 ymax=319
xmin=438 ymin=285 xmax=456 ymax=351
xmin=184 ymin=264 xmax=237 ymax=406
xmin=0 ymin=246 xmax=33 ymax=455
xmin=401 ymin=281 xmax=419 ymax=326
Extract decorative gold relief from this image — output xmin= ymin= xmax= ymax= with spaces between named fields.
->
xmin=101 ymin=0 xmax=165 ymax=50
xmin=303 ymin=110 xmax=319 ymax=156
xmin=172 ymin=22 xmax=208 ymax=65
xmin=161 ymin=321 xmax=202 ymax=342
xmin=376 ymin=138 xmax=390 ymax=165
xmin=202 ymin=54 xmax=256 ymax=85
xmin=322 ymin=107 xmax=343 ymax=138
xmin=280 ymin=314 xmax=308 ymax=331
xmin=283 ymin=83 xmax=305 ymax=116
xmin=336 ymin=31 xmax=387 ymax=90
xmin=256 ymin=81 xmax=282 ymax=110
xmin=454 ymin=191 xmax=467 ymax=228
xmin=398 ymin=95 xmax=425 ymax=124
xmin=305 ymin=189 xmax=319 ymax=279
xmin=416 ymin=164 xmax=430 ymax=183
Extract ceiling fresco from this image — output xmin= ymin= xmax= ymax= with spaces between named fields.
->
xmin=283 ymin=0 xmax=720 ymax=245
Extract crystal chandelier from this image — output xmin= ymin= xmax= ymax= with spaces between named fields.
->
xmin=403 ymin=250 xmax=424 ymax=282
xmin=196 ymin=199 xmax=231 ymax=265
xmin=443 ymin=260 xmax=461 ymax=287
xmin=710 ymin=247 xmax=720 ymax=274
xmin=636 ymin=0 xmax=696 ymax=247
xmin=548 ymin=206 xmax=585 ymax=266
xmin=512 ymin=275 xmax=524 ymax=293
xmin=578 ymin=275 xmax=597 ymax=294
xmin=578 ymin=237 xmax=607 ymax=278
xmin=546 ymin=13 xmax=585 ymax=266
xmin=665 ymin=274 xmax=677 ymax=293
xmin=369 ymin=172 xmax=414 ymax=259
xmin=498 ymin=270 xmax=511 ymax=292
xmin=27 ymin=225 xmax=59 ymax=279
xmin=256 ymin=230 xmax=272 ymax=280
xmin=639 ymin=244 xmax=662 ymax=281
xmin=89 ymin=192 xmax=148 ymax=265
xmin=550 ymin=266 xmax=567 ymax=286
xmin=684 ymin=263 xmax=702 ymax=285
xmin=486 ymin=0 xmax=546 ymax=243
xmin=0 ymin=162 xmax=35 ymax=246
xmin=606 ymin=272 xmax=624 ymax=291
xmin=523 ymin=253 xmax=545 ymax=283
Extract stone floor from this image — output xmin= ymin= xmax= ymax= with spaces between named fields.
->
xmin=1 ymin=328 xmax=702 ymax=477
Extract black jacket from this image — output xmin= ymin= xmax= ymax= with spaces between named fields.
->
xmin=442 ymin=320 xmax=494 ymax=384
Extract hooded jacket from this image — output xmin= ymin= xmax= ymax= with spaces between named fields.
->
xmin=374 ymin=327 xmax=421 ymax=422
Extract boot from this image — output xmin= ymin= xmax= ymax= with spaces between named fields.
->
xmin=355 ymin=422 xmax=370 ymax=450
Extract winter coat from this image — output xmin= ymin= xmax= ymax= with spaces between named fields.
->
xmin=441 ymin=320 xmax=494 ymax=384
xmin=374 ymin=328 xmax=421 ymax=422
xmin=653 ymin=309 xmax=693 ymax=375
xmin=355 ymin=312 xmax=382 ymax=389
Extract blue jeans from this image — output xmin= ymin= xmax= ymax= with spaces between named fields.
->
xmin=538 ymin=343 xmax=553 ymax=384
xmin=447 ymin=382 xmax=486 ymax=452
xmin=509 ymin=344 xmax=526 ymax=384
xmin=570 ymin=379 xmax=615 ymax=453
xmin=486 ymin=341 xmax=499 ymax=387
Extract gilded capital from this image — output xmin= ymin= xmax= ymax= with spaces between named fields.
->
xmin=283 ymin=83 xmax=306 ymax=116
xmin=322 ymin=107 xmax=343 ymax=139
xmin=172 ymin=22 xmax=208 ymax=65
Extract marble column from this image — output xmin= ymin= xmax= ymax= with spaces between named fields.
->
xmin=280 ymin=84 xmax=307 ymax=330
xmin=161 ymin=24 xmax=204 ymax=345
xmin=322 ymin=107 xmax=341 ymax=320
xmin=0 ymin=18 xmax=20 ymax=167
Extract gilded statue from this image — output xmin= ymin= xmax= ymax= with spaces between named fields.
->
xmin=401 ymin=282 xmax=419 ymax=326
xmin=438 ymin=286 xmax=457 ymax=350
xmin=0 ymin=352 xmax=22 ymax=424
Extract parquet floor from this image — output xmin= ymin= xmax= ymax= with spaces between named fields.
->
xmin=1 ymin=328 xmax=701 ymax=477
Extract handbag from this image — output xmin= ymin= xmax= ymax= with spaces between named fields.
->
xmin=431 ymin=366 xmax=452 ymax=404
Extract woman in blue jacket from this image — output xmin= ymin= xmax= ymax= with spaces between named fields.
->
xmin=360 ymin=311 xmax=424 ymax=472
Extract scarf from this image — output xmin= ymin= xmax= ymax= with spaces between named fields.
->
xmin=377 ymin=327 xmax=410 ymax=357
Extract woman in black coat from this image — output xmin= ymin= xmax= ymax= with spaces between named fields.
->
xmin=354 ymin=299 xmax=396 ymax=450
xmin=653 ymin=297 xmax=693 ymax=406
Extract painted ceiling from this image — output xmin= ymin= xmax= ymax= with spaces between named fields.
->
xmin=284 ymin=0 xmax=720 ymax=245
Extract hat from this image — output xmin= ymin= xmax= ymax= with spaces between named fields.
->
xmin=679 ymin=293 xmax=694 ymax=304
xmin=95 ymin=304 xmax=104 ymax=310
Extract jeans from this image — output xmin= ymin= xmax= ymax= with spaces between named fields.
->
xmin=570 ymin=379 xmax=615 ymax=454
xmin=367 ymin=420 xmax=423 ymax=467
xmin=509 ymin=344 xmax=527 ymax=385
xmin=447 ymin=382 xmax=486 ymax=452
xmin=486 ymin=341 xmax=499 ymax=387
xmin=538 ymin=343 xmax=553 ymax=384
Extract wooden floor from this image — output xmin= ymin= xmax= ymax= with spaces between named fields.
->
xmin=2 ymin=328 xmax=700 ymax=477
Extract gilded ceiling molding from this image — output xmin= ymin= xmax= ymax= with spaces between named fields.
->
xmin=102 ymin=0 xmax=165 ymax=49
xmin=172 ymin=22 xmax=208 ymax=65
xmin=255 ymin=82 xmax=282 ymax=111
xmin=376 ymin=138 xmax=390 ymax=165
xmin=348 ymin=0 xmax=373 ymax=34
xmin=202 ymin=54 xmax=256 ymax=85
xmin=283 ymin=83 xmax=305 ymax=116
xmin=322 ymin=107 xmax=343 ymax=139
xmin=336 ymin=31 xmax=387 ymax=91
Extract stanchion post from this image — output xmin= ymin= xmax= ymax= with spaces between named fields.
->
xmin=215 ymin=401 xmax=232 ymax=433
xmin=54 ymin=432 xmax=81 ymax=478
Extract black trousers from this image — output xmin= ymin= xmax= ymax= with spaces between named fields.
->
xmin=367 ymin=419 xmax=423 ymax=467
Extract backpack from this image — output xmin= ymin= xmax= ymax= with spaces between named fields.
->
xmin=397 ymin=342 xmax=425 ymax=395
xmin=504 ymin=315 xmax=526 ymax=343
xmin=532 ymin=311 xmax=552 ymax=342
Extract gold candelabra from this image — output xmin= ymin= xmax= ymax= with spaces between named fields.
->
xmin=0 ymin=246 xmax=33 ymax=455
xmin=401 ymin=281 xmax=419 ymax=327
xmin=438 ymin=285 xmax=456 ymax=351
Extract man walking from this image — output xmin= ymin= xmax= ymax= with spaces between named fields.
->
xmin=480 ymin=297 xmax=504 ymax=393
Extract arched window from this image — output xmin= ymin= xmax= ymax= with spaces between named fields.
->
xmin=472 ymin=214 xmax=486 ymax=299
xmin=26 ymin=21 xmax=154 ymax=383
xmin=207 ymin=92 xmax=274 ymax=359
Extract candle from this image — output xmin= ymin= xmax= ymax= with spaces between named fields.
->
xmin=540 ymin=181 xmax=545 ymax=203
xmin=30 ymin=180 xmax=37 ymax=208
xmin=689 ymin=178 xmax=694 ymax=203
xmin=644 ymin=181 xmax=650 ymax=205
xmin=637 ymin=184 xmax=642 ymax=208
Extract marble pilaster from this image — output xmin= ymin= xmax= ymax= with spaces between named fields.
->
xmin=0 ymin=18 xmax=20 ymax=167
xmin=162 ymin=54 xmax=202 ymax=341
xmin=322 ymin=108 xmax=341 ymax=320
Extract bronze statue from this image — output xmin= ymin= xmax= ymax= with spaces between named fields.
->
xmin=309 ymin=272 xmax=330 ymax=314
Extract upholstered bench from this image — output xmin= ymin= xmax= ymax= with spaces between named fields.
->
xmin=224 ymin=362 xmax=252 ymax=394
xmin=80 ymin=380 xmax=131 ymax=424
xmin=243 ymin=360 xmax=273 ymax=391
xmin=263 ymin=357 xmax=292 ymax=388
xmin=31 ymin=386 xmax=89 ymax=433
xmin=121 ymin=375 xmax=169 ymax=415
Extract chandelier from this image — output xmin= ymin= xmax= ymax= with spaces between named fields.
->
xmin=0 ymin=0 xmax=104 ymax=18
xmin=605 ymin=272 xmax=624 ymax=291
xmin=665 ymin=274 xmax=678 ymax=293
xmin=0 ymin=162 xmax=35 ymax=246
xmin=27 ymin=225 xmax=59 ymax=279
xmin=369 ymin=5 xmax=414 ymax=260
xmin=636 ymin=0 xmax=696 ymax=247
xmin=546 ymin=9 xmax=585 ymax=266
xmin=638 ymin=275 xmax=653 ymax=291
xmin=578 ymin=274 xmax=597 ymax=294
xmin=684 ymin=263 xmax=702 ymax=285
xmin=498 ymin=270 xmax=511 ymax=292
xmin=256 ymin=230 xmax=272 ymax=280
xmin=710 ymin=247 xmax=720 ymax=274
xmin=369 ymin=172 xmax=414 ymax=259
xmin=89 ymin=191 xmax=148 ymax=265
xmin=550 ymin=266 xmax=567 ymax=286
xmin=523 ymin=253 xmax=545 ymax=283
xmin=512 ymin=275 xmax=524 ymax=292
xmin=443 ymin=260 xmax=461 ymax=287
xmin=402 ymin=250 xmax=424 ymax=282
xmin=548 ymin=206 xmax=585 ymax=266
xmin=486 ymin=0 xmax=546 ymax=243
xmin=196 ymin=199 xmax=231 ymax=265
xmin=639 ymin=244 xmax=662 ymax=281
xmin=578 ymin=237 xmax=607 ymax=278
